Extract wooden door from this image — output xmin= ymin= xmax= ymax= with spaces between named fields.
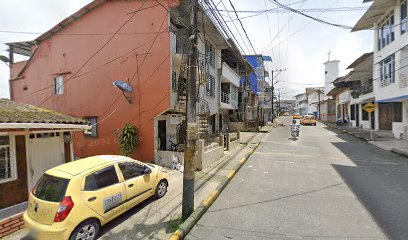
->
xmin=379 ymin=103 xmax=393 ymax=130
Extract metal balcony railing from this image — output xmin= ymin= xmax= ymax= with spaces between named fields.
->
xmin=221 ymin=91 xmax=230 ymax=104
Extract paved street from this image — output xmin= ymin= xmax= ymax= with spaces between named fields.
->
xmin=187 ymin=117 xmax=408 ymax=240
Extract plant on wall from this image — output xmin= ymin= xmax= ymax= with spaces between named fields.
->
xmin=117 ymin=123 xmax=139 ymax=156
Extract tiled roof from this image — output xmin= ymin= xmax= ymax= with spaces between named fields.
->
xmin=0 ymin=99 xmax=87 ymax=125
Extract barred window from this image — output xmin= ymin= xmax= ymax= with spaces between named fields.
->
xmin=0 ymin=135 xmax=16 ymax=183
xmin=206 ymin=75 xmax=215 ymax=97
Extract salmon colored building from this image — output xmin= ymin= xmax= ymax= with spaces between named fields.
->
xmin=8 ymin=0 xmax=180 ymax=161
xmin=8 ymin=0 xmax=251 ymax=163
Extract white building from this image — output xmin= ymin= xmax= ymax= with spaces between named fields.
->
xmin=324 ymin=60 xmax=340 ymax=96
xmin=306 ymin=87 xmax=325 ymax=117
xmin=294 ymin=93 xmax=308 ymax=115
xmin=353 ymin=0 xmax=408 ymax=139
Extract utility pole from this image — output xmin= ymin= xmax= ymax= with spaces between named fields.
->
xmin=182 ymin=0 xmax=198 ymax=222
xmin=270 ymin=69 xmax=285 ymax=122
xmin=278 ymin=90 xmax=281 ymax=115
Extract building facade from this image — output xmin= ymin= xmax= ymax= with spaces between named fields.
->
xmin=353 ymin=0 xmax=408 ymax=139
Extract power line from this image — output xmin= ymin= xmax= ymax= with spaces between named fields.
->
xmin=219 ymin=6 xmax=369 ymax=14
xmin=227 ymin=0 xmax=257 ymax=54
xmin=264 ymin=0 xmax=340 ymax=53
xmin=262 ymin=0 xmax=306 ymax=54
xmin=37 ymin=0 xmax=151 ymax=107
xmin=269 ymin=0 xmax=353 ymax=30
xmin=219 ymin=0 xmax=252 ymax=54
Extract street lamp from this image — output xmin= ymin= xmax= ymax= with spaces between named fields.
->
xmin=0 ymin=55 xmax=10 ymax=67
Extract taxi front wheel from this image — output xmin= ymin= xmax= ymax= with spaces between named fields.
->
xmin=155 ymin=180 xmax=168 ymax=199
xmin=70 ymin=219 xmax=100 ymax=240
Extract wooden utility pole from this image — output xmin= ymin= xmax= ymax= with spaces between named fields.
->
xmin=182 ymin=0 xmax=198 ymax=221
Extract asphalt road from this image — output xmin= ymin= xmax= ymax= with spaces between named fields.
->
xmin=186 ymin=117 xmax=408 ymax=240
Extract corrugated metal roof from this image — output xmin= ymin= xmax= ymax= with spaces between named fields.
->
xmin=6 ymin=41 xmax=36 ymax=57
xmin=0 ymin=99 xmax=87 ymax=125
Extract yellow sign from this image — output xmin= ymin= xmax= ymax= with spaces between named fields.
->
xmin=362 ymin=103 xmax=377 ymax=113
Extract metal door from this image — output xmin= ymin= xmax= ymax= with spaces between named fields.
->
xmin=28 ymin=133 xmax=65 ymax=189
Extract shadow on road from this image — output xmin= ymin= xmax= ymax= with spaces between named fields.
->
xmin=325 ymin=127 xmax=408 ymax=240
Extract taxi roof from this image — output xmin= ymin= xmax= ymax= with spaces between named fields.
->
xmin=48 ymin=155 xmax=135 ymax=177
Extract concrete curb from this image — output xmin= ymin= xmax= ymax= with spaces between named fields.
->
xmin=168 ymin=142 xmax=262 ymax=240
xmin=320 ymin=122 xmax=370 ymax=141
xmin=321 ymin=122 xmax=408 ymax=159
xmin=391 ymin=148 xmax=408 ymax=158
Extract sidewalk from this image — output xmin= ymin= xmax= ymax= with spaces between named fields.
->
xmin=3 ymin=131 xmax=268 ymax=240
xmin=322 ymin=121 xmax=408 ymax=158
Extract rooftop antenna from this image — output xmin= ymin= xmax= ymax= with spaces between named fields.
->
xmin=113 ymin=80 xmax=133 ymax=104
xmin=327 ymin=50 xmax=331 ymax=61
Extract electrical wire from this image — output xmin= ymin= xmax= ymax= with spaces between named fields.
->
xmin=37 ymin=0 xmax=151 ymax=107
xmin=269 ymin=0 xmax=353 ymax=30
xmin=227 ymin=0 xmax=256 ymax=54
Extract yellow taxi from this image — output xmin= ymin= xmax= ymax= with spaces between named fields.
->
xmin=23 ymin=155 xmax=169 ymax=240
xmin=292 ymin=114 xmax=302 ymax=119
xmin=300 ymin=115 xmax=317 ymax=126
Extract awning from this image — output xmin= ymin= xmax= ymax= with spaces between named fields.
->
xmin=352 ymin=0 xmax=396 ymax=32
xmin=376 ymin=95 xmax=408 ymax=103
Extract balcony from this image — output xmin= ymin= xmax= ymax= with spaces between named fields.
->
xmin=221 ymin=62 xmax=240 ymax=87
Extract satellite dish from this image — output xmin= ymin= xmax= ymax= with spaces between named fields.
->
xmin=113 ymin=80 xmax=133 ymax=92
xmin=113 ymin=80 xmax=133 ymax=103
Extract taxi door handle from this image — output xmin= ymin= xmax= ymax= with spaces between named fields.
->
xmin=88 ymin=196 xmax=97 ymax=202
xmin=128 ymin=184 xmax=134 ymax=188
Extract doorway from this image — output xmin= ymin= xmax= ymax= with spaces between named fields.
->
xmin=158 ymin=120 xmax=167 ymax=151
xmin=219 ymin=114 xmax=223 ymax=132
xmin=356 ymin=104 xmax=360 ymax=127
xmin=27 ymin=133 xmax=65 ymax=189
xmin=379 ymin=103 xmax=393 ymax=130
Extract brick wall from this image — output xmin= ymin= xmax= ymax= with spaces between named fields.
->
xmin=0 ymin=213 xmax=24 ymax=238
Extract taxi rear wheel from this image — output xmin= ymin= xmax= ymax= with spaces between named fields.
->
xmin=70 ymin=219 xmax=100 ymax=240
xmin=155 ymin=180 xmax=168 ymax=199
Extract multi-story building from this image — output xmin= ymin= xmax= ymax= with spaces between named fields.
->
xmin=294 ymin=93 xmax=308 ymax=115
xmin=306 ymin=87 xmax=325 ymax=117
xmin=7 ymin=0 xmax=252 ymax=163
xmin=353 ymin=0 xmax=408 ymax=139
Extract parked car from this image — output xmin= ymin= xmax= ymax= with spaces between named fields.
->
xmin=300 ymin=115 xmax=317 ymax=126
xmin=24 ymin=155 xmax=169 ymax=240
xmin=292 ymin=114 xmax=302 ymax=119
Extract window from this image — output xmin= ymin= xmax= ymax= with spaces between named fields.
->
xmin=380 ymin=54 xmax=395 ymax=86
xmin=53 ymin=76 xmax=64 ymax=95
xmin=362 ymin=108 xmax=369 ymax=120
xmin=0 ymin=135 xmax=16 ymax=183
xmin=172 ymin=71 xmax=177 ymax=92
xmin=84 ymin=166 xmax=119 ymax=191
xmin=119 ymin=163 xmax=146 ymax=180
xmin=84 ymin=117 xmax=97 ymax=137
xmin=350 ymin=105 xmax=356 ymax=120
xmin=33 ymin=174 xmax=69 ymax=202
xmin=402 ymin=0 xmax=407 ymax=34
xmin=205 ymin=41 xmax=215 ymax=68
xmin=378 ymin=12 xmax=395 ymax=50
xmin=206 ymin=75 xmax=215 ymax=97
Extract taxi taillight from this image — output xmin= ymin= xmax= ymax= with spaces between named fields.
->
xmin=54 ymin=196 xmax=74 ymax=222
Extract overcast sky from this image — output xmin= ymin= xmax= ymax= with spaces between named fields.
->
xmin=0 ymin=0 xmax=372 ymax=99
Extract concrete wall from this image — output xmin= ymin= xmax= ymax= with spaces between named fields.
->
xmin=155 ymin=150 xmax=184 ymax=168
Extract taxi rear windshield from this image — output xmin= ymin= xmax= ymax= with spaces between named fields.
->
xmin=33 ymin=174 xmax=69 ymax=202
xmin=305 ymin=116 xmax=315 ymax=119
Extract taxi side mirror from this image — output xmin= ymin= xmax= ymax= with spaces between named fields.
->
xmin=144 ymin=167 xmax=152 ymax=174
